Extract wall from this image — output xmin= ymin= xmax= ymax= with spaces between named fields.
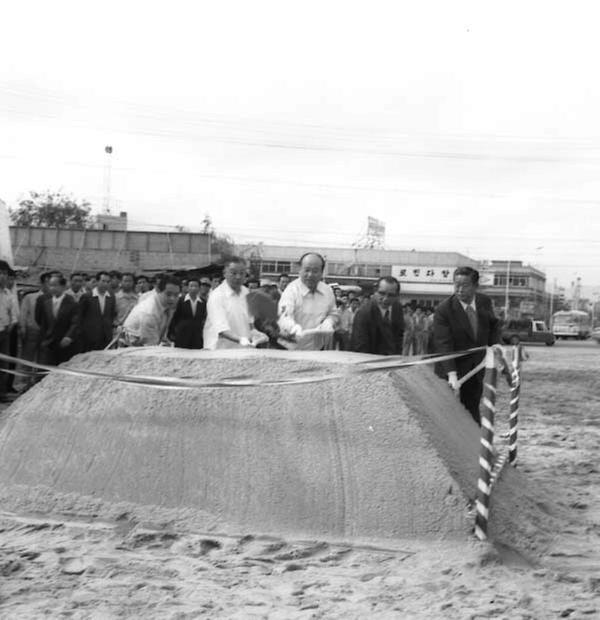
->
xmin=10 ymin=226 xmax=211 ymax=274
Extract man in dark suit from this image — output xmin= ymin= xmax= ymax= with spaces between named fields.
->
xmin=351 ymin=276 xmax=404 ymax=355
xmin=38 ymin=274 xmax=80 ymax=365
xmin=79 ymin=271 xmax=116 ymax=351
xmin=433 ymin=266 xmax=500 ymax=424
xmin=168 ymin=277 xmax=207 ymax=349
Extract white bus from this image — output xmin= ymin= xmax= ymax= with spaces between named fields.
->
xmin=551 ymin=310 xmax=591 ymax=340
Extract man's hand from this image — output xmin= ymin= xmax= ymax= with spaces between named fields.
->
xmin=250 ymin=331 xmax=269 ymax=347
xmin=447 ymin=371 xmax=460 ymax=394
xmin=239 ymin=337 xmax=255 ymax=347
xmin=59 ymin=337 xmax=72 ymax=349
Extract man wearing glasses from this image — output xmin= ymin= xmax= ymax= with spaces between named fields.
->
xmin=351 ymin=276 xmax=404 ymax=355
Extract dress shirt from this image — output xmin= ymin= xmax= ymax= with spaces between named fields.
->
xmin=92 ymin=287 xmax=111 ymax=314
xmin=0 ymin=287 xmax=19 ymax=331
xmin=278 ymin=279 xmax=338 ymax=350
xmin=65 ymin=288 xmax=85 ymax=302
xmin=115 ymin=290 xmax=139 ymax=325
xmin=52 ymin=294 xmax=66 ymax=317
xmin=122 ymin=290 xmax=172 ymax=346
xmin=203 ymin=281 xmax=251 ymax=350
xmin=184 ymin=293 xmax=200 ymax=317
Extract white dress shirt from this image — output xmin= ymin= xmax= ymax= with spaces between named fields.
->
xmin=184 ymin=293 xmax=199 ymax=317
xmin=278 ymin=279 xmax=338 ymax=350
xmin=203 ymin=281 xmax=251 ymax=350
xmin=122 ymin=290 xmax=172 ymax=346
xmin=92 ymin=287 xmax=111 ymax=314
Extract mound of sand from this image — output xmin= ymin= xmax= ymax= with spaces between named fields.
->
xmin=0 ymin=348 xmax=552 ymax=544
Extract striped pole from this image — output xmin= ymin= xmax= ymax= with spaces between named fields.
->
xmin=474 ymin=346 xmax=500 ymax=541
xmin=508 ymin=345 xmax=521 ymax=465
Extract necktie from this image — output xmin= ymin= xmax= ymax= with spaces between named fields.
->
xmin=384 ymin=309 xmax=390 ymax=324
xmin=466 ymin=305 xmax=478 ymax=337
xmin=53 ymin=298 xmax=60 ymax=317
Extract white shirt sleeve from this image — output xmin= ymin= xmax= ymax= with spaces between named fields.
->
xmin=277 ymin=285 xmax=302 ymax=336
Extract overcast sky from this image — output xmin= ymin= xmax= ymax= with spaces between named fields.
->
xmin=1 ymin=1 xmax=600 ymax=291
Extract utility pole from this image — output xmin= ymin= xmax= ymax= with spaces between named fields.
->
xmin=103 ymin=145 xmax=113 ymax=214
xmin=504 ymin=260 xmax=511 ymax=318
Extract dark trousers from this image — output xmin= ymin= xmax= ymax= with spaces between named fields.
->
xmin=459 ymin=370 xmax=484 ymax=425
xmin=0 ymin=329 xmax=10 ymax=396
xmin=6 ymin=325 xmax=18 ymax=391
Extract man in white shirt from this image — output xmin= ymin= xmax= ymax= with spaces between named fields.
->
xmin=122 ymin=275 xmax=181 ymax=346
xmin=0 ymin=261 xmax=20 ymax=401
xmin=203 ymin=258 xmax=267 ymax=350
xmin=278 ymin=252 xmax=338 ymax=351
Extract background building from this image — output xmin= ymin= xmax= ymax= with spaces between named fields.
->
xmin=10 ymin=226 xmax=211 ymax=274
xmin=478 ymin=260 xmax=547 ymax=319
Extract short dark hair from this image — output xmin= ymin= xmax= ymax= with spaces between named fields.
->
xmin=299 ymin=252 xmax=326 ymax=270
xmin=50 ymin=274 xmax=67 ymax=287
xmin=40 ymin=271 xmax=54 ymax=284
xmin=375 ymin=276 xmax=400 ymax=294
xmin=135 ymin=275 xmax=148 ymax=283
xmin=223 ymin=257 xmax=247 ymax=269
xmin=156 ymin=274 xmax=181 ymax=291
xmin=279 ymin=273 xmax=290 ymax=280
xmin=187 ymin=277 xmax=200 ymax=286
xmin=96 ymin=271 xmax=110 ymax=281
xmin=109 ymin=270 xmax=122 ymax=279
xmin=121 ymin=272 xmax=135 ymax=281
xmin=70 ymin=272 xmax=84 ymax=280
xmin=453 ymin=266 xmax=479 ymax=285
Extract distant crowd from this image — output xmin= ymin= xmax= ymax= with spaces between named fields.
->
xmin=0 ymin=253 xmax=498 ymax=426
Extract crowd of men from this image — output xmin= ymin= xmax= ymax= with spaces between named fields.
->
xmin=1 ymin=253 xmax=499 ymax=424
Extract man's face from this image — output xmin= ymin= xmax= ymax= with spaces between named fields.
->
xmin=188 ymin=281 xmax=200 ymax=298
xmin=110 ymin=275 xmax=121 ymax=290
xmin=247 ymin=281 xmax=259 ymax=290
xmin=350 ymin=299 xmax=360 ymax=311
xmin=224 ymin=262 xmax=246 ymax=292
xmin=159 ymin=283 xmax=181 ymax=309
xmin=341 ymin=295 xmax=349 ymax=307
xmin=121 ymin=275 xmax=135 ymax=292
xmin=199 ymin=283 xmax=210 ymax=298
xmin=278 ymin=276 xmax=290 ymax=291
xmin=299 ymin=255 xmax=323 ymax=291
xmin=211 ymin=277 xmax=221 ymax=289
xmin=181 ymin=280 xmax=189 ymax=296
xmin=374 ymin=280 xmax=399 ymax=310
xmin=48 ymin=276 xmax=65 ymax=298
xmin=454 ymin=274 xmax=477 ymax=304
xmin=97 ymin=274 xmax=111 ymax=294
xmin=85 ymin=277 xmax=96 ymax=292
xmin=71 ymin=275 xmax=84 ymax=291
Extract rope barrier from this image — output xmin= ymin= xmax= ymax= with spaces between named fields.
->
xmin=0 ymin=347 xmax=488 ymax=390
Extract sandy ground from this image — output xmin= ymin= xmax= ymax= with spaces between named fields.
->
xmin=0 ymin=342 xmax=599 ymax=619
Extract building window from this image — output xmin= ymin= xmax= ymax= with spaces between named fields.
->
xmin=260 ymin=261 xmax=278 ymax=273
xmin=277 ymin=261 xmax=292 ymax=274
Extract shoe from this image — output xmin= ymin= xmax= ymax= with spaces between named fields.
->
xmin=7 ymin=387 xmax=19 ymax=394
xmin=0 ymin=395 xmax=10 ymax=403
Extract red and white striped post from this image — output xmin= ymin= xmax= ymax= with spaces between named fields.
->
xmin=474 ymin=346 xmax=501 ymax=541
xmin=508 ymin=344 xmax=521 ymax=465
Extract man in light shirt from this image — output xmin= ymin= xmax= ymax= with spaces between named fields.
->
xmin=122 ymin=274 xmax=181 ymax=346
xmin=115 ymin=272 xmax=139 ymax=326
xmin=65 ymin=272 xmax=86 ymax=302
xmin=278 ymin=252 xmax=338 ymax=351
xmin=203 ymin=258 xmax=267 ymax=350
xmin=433 ymin=266 xmax=500 ymax=424
xmin=0 ymin=260 xmax=19 ymax=402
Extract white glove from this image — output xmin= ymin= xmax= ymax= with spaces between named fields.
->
xmin=250 ymin=331 xmax=269 ymax=347
xmin=447 ymin=371 xmax=460 ymax=394
xmin=239 ymin=337 xmax=254 ymax=347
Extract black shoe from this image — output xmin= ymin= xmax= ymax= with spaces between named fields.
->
xmin=7 ymin=387 xmax=19 ymax=394
xmin=0 ymin=395 xmax=10 ymax=403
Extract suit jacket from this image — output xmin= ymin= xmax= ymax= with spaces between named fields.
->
xmin=169 ymin=296 xmax=207 ymax=349
xmin=79 ymin=292 xmax=116 ymax=351
xmin=38 ymin=294 xmax=80 ymax=363
xmin=351 ymin=299 xmax=404 ymax=355
xmin=433 ymin=292 xmax=500 ymax=378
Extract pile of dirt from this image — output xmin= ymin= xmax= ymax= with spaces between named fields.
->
xmin=0 ymin=348 xmax=562 ymax=548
